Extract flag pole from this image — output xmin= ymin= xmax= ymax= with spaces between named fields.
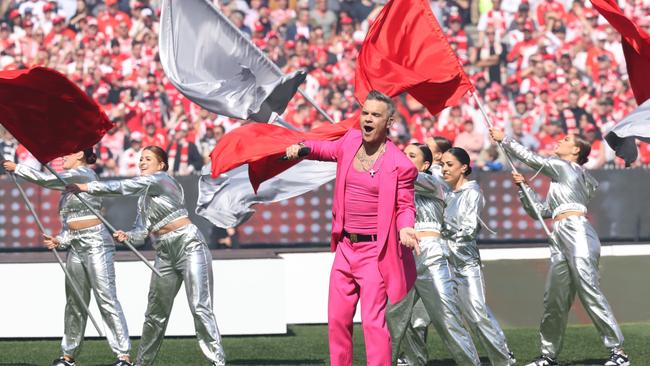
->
xmin=8 ymin=173 xmax=105 ymax=336
xmin=471 ymin=91 xmax=554 ymax=238
xmin=41 ymin=165 xmax=162 ymax=277
xmin=208 ymin=1 xmax=336 ymax=124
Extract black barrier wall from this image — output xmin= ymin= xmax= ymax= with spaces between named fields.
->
xmin=1 ymin=169 xmax=649 ymax=249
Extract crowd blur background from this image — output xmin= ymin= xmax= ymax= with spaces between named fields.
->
xmin=1 ymin=0 xmax=650 ymax=179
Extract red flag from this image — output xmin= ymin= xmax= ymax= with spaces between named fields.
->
xmin=0 ymin=67 xmax=112 ymax=164
xmin=355 ymin=0 xmax=473 ymax=114
xmin=211 ymin=113 xmax=358 ymax=191
xmin=590 ymin=0 xmax=650 ymax=104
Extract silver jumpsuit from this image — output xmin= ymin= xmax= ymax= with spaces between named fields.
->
xmin=442 ymin=180 xmax=515 ymax=366
xmin=13 ymin=164 xmax=131 ymax=360
xmin=502 ymin=137 xmax=624 ymax=359
xmin=86 ymin=172 xmax=225 ymax=366
xmin=387 ymin=171 xmax=481 ymax=366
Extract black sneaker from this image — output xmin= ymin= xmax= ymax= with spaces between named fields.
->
xmin=604 ymin=351 xmax=630 ymax=366
xmin=111 ymin=360 xmax=134 ymax=366
xmin=396 ymin=356 xmax=409 ymax=366
xmin=525 ymin=355 xmax=558 ymax=366
xmin=51 ymin=357 xmax=76 ymax=366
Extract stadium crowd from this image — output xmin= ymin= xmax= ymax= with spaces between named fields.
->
xmin=1 ymin=0 xmax=650 ymax=176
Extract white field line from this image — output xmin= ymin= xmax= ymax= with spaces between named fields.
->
xmin=479 ymin=244 xmax=650 ymax=261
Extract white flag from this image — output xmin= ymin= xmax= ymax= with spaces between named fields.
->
xmin=159 ymin=0 xmax=306 ymax=122
xmin=196 ymin=161 xmax=336 ymax=228
xmin=605 ymin=99 xmax=650 ymax=166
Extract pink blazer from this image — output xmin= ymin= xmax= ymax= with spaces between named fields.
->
xmin=304 ymin=129 xmax=417 ymax=303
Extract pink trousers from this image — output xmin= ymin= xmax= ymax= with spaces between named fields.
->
xmin=328 ymin=238 xmax=391 ymax=366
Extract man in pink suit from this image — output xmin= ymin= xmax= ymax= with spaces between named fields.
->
xmin=286 ymin=90 xmax=420 ymax=366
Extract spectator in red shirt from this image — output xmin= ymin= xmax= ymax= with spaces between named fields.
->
xmin=446 ymin=14 xmax=472 ymax=65
xmin=97 ymin=0 xmax=132 ymax=39
xmin=507 ymin=20 xmax=539 ymax=71
xmin=586 ymin=34 xmax=618 ymax=80
xmin=536 ymin=0 xmax=567 ymax=27
xmin=44 ymin=16 xmax=75 ymax=46
xmin=142 ymin=119 xmax=168 ymax=148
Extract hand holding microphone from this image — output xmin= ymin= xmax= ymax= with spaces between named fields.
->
xmin=282 ymin=143 xmax=311 ymax=160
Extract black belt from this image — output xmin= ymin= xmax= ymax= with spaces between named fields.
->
xmin=343 ymin=230 xmax=377 ymax=243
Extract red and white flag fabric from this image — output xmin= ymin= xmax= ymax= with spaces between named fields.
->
xmin=210 ymin=113 xmax=358 ymax=193
xmin=0 ymin=67 xmax=112 ymax=164
xmin=208 ymin=0 xmax=473 ymax=191
xmin=197 ymin=0 xmax=474 ymax=227
xmin=590 ymin=0 xmax=650 ymax=165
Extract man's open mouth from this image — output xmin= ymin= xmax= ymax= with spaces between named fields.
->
xmin=363 ymin=125 xmax=374 ymax=133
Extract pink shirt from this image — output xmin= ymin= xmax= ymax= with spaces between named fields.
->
xmin=344 ymin=165 xmax=380 ymax=234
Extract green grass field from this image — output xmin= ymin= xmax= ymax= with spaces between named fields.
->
xmin=1 ymin=323 xmax=648 ymax=365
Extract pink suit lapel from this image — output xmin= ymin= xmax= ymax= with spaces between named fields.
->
xmin=331 ymin=131 xmax=362 ymax=248
xmin=376 ymin=142 xmax=398 ymax=251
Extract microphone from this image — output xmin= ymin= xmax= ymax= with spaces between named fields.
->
xmin=280 ymin=146 xmax=311 ymax=160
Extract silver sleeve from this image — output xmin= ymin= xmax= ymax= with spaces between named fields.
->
xmin=517 ymin=184 xmax=552 ymax=219
xmin=414 ymin=172 xmax=446 ymax=200
xmin=502 ymin=137 xmax=561 ymax=179
xmin=14 ymin=164 xmax=85 ymax=190
xmin=87 ymin=175 xmax=158 ymax=197
xmin=127 ymin=210 xmax=149 ymax=246
xmin=55 ymin=221 xmax=72 ymax=249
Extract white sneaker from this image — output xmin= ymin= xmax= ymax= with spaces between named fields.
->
xmin=525 ymin=355 xmax=558 ymax=366
xmin=604 ymin=350 xmax=630 ymax=366
xmin=508 ymin=351 xmax=517 ymax=365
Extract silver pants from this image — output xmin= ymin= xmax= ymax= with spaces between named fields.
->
xmin=62 ymin=224 xmax=130 ymax=359
xmin=540 ymin=216 xmax=624 ymax=358
xmin=387 ymin=237 xmax=481 ymax=366
xmin=400 ymin=300 xmax=429 ymax=366
xmin=448 ymin=241 xmax=514 ymax=366
xmin=136 ymin=224 xmax=225 ymax=366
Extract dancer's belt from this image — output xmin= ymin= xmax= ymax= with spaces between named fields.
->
xmin=343 ymin=230 xmax=377 ymax=243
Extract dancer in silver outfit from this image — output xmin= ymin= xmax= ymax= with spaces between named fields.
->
xmin=3 ymin=150 xmax=132 ymax=366
xmin=68 ymin=146 xmax=225 ymax=366
xmin=489 ymin=128 xmax=629 ymax=366
xmin=387 ymin=143 xmax=480 ymax=366
xmin=440 ymin=147 xmax=516 ymax=366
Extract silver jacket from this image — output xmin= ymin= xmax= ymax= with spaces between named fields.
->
xmin=502 ymin=137 xmax=598 ymax=219
xmin=14 ymin=164 xmax=101 ymax=248
xmin=87 ymin=172 xmax=188 ymax=245
xmin=414 ymin=169 xmax=448 ymax=233
xmin=442 ymin=180 xmax=484 ymax=244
